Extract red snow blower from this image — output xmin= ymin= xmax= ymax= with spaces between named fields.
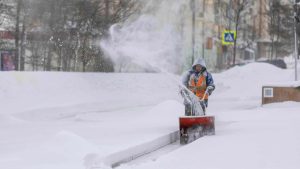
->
xmin=179 ymin=87 xmax=215 ymax=144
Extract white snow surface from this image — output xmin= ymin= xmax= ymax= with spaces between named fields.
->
xmin=263 ymin=81 xmax=300 ymax=87
xmin=1 ymin=63 xmax=300 ymax=169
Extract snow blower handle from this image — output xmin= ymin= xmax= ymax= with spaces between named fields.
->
xmin=200 ymin=88 xmax=209 ymax=101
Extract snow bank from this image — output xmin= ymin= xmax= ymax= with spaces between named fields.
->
xmin=210 ymin=63 xmax=295 ymax=111
xmin=0 ymin=72 xmax=181 ymax=116
xmin=45 ymin=130 xmax=98 ymax=158
xmin=0 ymin=114 xmax=23 ymax=124
xmin=14 ymin=131 xmax=99 ymax=169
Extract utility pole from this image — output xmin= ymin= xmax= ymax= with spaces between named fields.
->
xmin=202 ymin=0 xmax=206 ymax=59
xmin=294 ymin=0 xmax=299 ymax=81
xmin=191 ymin=0 xmax=196 ymax=64
xmin=228 ymin=0 xmax=232 ymax=30
xmin=15 ymin=0 xmax=22 ymax=71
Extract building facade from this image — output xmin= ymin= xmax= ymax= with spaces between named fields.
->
xmin=182 ymin=0 xmax=289 ymax=71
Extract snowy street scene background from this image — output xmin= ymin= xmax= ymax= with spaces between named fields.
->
xmin=0 ymin=0 xmax=300 ymax=169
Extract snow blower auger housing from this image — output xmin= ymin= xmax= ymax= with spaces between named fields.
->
xmin=179 ymin=116 xmax=215 ymax=144
xmin=179 ymin=86 xmax=215 ymax=145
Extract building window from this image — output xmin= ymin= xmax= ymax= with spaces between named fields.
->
xmin=263 ymin=88 xmax=274 ymax=98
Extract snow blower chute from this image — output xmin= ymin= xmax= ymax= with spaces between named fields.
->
xmin=179 ymin=86 xmax=215 ymax=144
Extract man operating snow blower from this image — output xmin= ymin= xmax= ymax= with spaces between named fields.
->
xmin=182 ymin=58 xmax=215 ymax=115
xmin=179 ymin=58 xmax=216 ymax=144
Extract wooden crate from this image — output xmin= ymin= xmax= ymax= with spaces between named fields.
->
xmin=262 ymin=86 xmax=300 ymax=105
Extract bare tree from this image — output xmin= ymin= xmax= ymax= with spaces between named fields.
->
xmin=0 ymin=1 xmax=14 ymax=51
xmin=231 ymin=0 xmax=249 ymax=65
xmin=217 ymin=0 xmax=251 ymax=67
xmin=268 ymin=1 xmax=294 ymax=59
xmin=5 ymin=0 xmax=139 ymax=72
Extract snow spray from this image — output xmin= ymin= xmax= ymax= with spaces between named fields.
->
xmin=100 ymin=0 xmax=204 ymax=115
xmin=100 ymin=0 xmax=191 ymax=73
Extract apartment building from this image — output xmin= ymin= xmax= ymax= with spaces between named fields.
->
xmin=183 ymin=0 xmax=283 ymax=70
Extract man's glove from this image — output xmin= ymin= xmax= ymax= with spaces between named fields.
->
xmin=207 ymin=86 xmax=215 ymax=95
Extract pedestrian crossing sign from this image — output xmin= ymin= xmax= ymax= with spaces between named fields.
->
xmin=222 ymin=30 xmax=236 ymax=45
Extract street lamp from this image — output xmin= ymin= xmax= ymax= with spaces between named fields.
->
xmin=190 ymin=0 xmax=196 ymax=64
xmin=294 ymin=0 xmax=299 ymax=81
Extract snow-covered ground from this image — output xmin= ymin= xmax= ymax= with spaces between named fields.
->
xmin=1 ymin=63 xmax=300 ymax=169
xmin=121 ymin=102 xmax=300 ymax=169
xmin=0 ymin=72 xmax=182 ymax=169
